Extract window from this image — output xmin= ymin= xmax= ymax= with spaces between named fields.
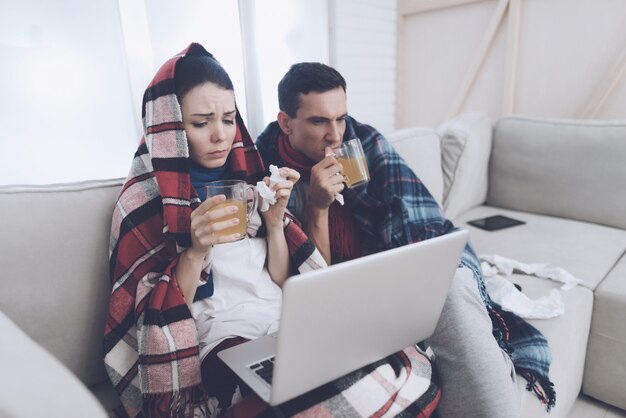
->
xmin=0 ymin=0 xmax=328 ymax=185
xmin=0 ymin=0 xmax=137 ymax=185
xmin=142 ymin=0 xmax=247 ymax=123
xmin=245 ymin=0 xmax=329 ymax=136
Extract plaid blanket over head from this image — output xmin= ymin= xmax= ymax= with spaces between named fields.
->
xmin=104 ymin=43 xmax=328 ymax=417
xmin=256 ymin=116 xmax=556 ymax=411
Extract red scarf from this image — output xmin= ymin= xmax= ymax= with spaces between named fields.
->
xmin=278 ymin=133 xmax=361 ymax=263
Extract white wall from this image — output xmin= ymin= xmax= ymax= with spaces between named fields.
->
xmin=329 ymin=0 xmax=397 ymax=135
xmin=397 ymin=0 xmax=626 ymax=128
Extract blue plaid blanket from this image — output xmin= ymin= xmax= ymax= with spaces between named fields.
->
xmin=256 ymin=116 xmax=556 ymax=410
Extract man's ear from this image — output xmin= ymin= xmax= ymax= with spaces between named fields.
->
xmin=277 ymin=111 xmax=292 ymax=135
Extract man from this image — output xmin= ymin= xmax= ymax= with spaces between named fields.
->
xmin=256 ymin=63 xmax=556 ymax=417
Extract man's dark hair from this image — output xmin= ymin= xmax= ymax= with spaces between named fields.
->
xmin=278 ymin=62 xmax=346 ymax=117
xmin=175 ymin=54 xmax=234 ymax=102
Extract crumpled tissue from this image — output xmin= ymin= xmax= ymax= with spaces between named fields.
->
xmin=256 ymin=165 xmax=286 ymax=212
xmin=256 ymin=163 xmax=344 ymax=211
xmin=479 ymin=254 xmax=586 ymax=319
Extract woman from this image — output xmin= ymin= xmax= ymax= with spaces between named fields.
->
xmin=104 ymin=42 xmax=320 ymax=416
xmin=174 ymin=47 xmax=306 ymax=413
xmin=105 ymin=43 xmax=438 ymax=418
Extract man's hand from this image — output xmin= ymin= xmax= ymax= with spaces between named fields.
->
xmin=308 ymin=146 xmax=345 ymax=210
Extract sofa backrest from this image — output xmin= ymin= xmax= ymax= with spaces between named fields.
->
xmin=0 ymin=179 xmax=123 ymax=388
xmin=436 ymin=112 xmax=492 ymax=219
xmin=488 ymin=117 xmax=626 ymax=230
xmin=386 ymin=112 xmax=493 ymax=219
xmin=387 ymin=127 xmax=444 ymax=204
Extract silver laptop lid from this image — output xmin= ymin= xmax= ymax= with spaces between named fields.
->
xmin=270 ymin=229 xmax=468 ymax=405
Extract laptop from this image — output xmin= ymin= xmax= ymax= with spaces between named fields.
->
xmin=218 ymin=229 xmax=468 ymax=406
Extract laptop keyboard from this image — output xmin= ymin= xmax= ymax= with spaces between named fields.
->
xmin=248 ymin=355 xmax=275 ymax=385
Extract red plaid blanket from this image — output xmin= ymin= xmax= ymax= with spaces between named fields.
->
xmin=103 ymin=43 xmax=326 ymax=416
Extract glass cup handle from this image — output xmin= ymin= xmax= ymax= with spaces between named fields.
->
xmin=246 ymin=184 xmax=259 ymax=221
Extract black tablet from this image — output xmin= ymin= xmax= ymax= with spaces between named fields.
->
xmin=467 ymin=215 xmax=525 ymax=231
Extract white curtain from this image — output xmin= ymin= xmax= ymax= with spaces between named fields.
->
xmin=239 ymin=0 xmax=329 ymax=137
xmin=0 ymin=0 xmax=138 ymax=185
xmin=0 ymin=0 xmax=328 ymax=185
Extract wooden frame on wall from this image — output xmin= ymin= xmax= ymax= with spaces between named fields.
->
xmin=396 ymin=0 xmax=516 ymax=127
xmin=396 ymin=0 xmax=626 ymax=128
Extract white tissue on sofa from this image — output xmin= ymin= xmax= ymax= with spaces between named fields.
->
xmin=484 ymin=274 xmax=564 ymax=319
xmin=480 ymin=254 xmax=585 ymax=319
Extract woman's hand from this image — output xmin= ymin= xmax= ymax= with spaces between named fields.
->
xmin=260 ymin=167 xmax=300 ymax=229
xmin=263 ymin=168 xmax=300 ymax=286
xmin=188 ymin=194 xmax=242 ymax=258
xmin=178 ymin=195 xmax=239 ymax=308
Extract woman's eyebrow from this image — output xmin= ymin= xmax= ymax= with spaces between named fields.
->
xmin=192 ymin=110 xmax=236 ymax=117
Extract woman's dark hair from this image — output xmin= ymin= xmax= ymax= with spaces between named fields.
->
xmin=175 ymin=54 xmax=234 ymax=102
xmin=278 ymin=62 xmax=346 ymax=117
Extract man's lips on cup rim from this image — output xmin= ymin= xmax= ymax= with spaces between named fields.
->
xmin=325 ymin=146 xmax=341 ymax=158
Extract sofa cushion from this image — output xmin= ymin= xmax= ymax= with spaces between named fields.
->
xmin=0 ymin=310 xmax=108 ymax=417
xmin=583 ymin=253 xmax=626 ymax=409
xmin=510 ymin=275 xmax=593 ymax=418
xmin=0 ymin=179 xmax=123 ymax=388
xmin=387 ymin=126 xmax=443 ymax=205
xmin=436 ymin=112 xmax=492 ymax=220
xmin=488 ymin=116 xmax=626 ymax=230
xmin=454 ymin=206 xmax=626 ymax=291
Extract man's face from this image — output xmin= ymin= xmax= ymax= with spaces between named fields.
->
xmin=281 ymin=88 xmax=348 ymax=162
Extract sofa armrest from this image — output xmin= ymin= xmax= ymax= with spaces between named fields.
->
xmin=0 ymin=310 xmax=108 ymax=417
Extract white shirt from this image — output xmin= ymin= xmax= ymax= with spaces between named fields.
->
xmin=191 ymin=236 xmax=282 ymax=361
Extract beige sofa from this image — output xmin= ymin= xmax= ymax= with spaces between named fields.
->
xmin=389 ymin=114 xmax=626 ymax=417
xmin=0 ymin=180 xmax=122 ymax=417
xmin=1 ymin=115 xmax=624 ymax=417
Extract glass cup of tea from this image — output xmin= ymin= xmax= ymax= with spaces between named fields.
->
xmin=203 ymin=180 xmax=258 ymax=240
xmin=334 ymin=138 xmax=370 ymax=188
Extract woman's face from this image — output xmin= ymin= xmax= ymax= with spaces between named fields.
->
xmin=180 ymin=82 xmax=237 ymax=169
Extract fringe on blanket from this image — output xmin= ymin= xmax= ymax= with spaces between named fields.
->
xmin=111 ymin=386 xmax=210 ymax=418
xmin=518 ymin=369 xmax=556 ymax=412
